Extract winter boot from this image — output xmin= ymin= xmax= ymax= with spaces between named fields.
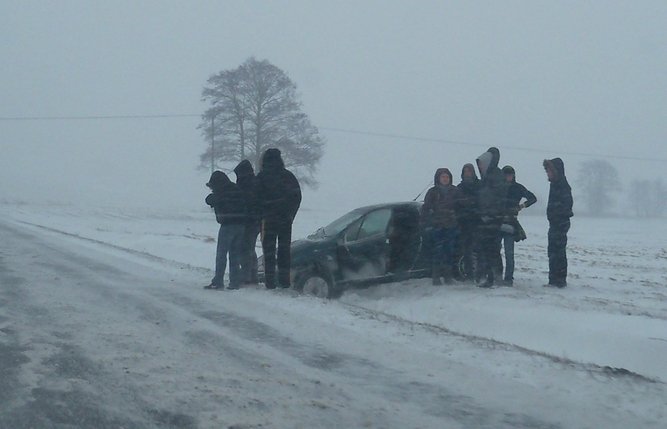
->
xmin=204 ymin=283 xmax=223 ymax=290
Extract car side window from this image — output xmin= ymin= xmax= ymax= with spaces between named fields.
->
xmin=357 ymin=209 xmax=392 ymax=240
xmin=344 ymin=217 xmax=363 ymax=242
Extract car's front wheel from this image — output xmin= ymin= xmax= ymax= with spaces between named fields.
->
xmin=297 ymin=269 xmax=340 ymax=299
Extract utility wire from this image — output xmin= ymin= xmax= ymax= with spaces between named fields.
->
xmin=319 ymin=126 xmax=665 ymax=163
xmin=1 ymin=113 xmax=663 ymax=163
xmin=0 ymin=114 xmax=199 ymax=121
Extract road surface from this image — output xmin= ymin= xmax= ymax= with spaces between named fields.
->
xmin=1 ymin=221 xmax=664 ymax=428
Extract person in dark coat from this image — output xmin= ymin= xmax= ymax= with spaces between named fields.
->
xmin=456 ymin=163 xmax=481 ymax=281
xmin=543 ymin=158 xmax=573 ymax=287
xmin=475 ymin=147 xmax=509 ymax=288
xmin=257 ymin=148 xmax=302 ymax=289
xmin=498 ymin=165 xmax=537 ymax=286
xmin=204 ymin=170 xmax=247 ymax=290
xmin=421 ymin=168 xmax=462 ymax=285
xmin=234 ymin=159 xmax=261 ymax=285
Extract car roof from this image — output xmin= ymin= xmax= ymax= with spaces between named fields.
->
xmin=354 ymin=201 xmax=422 ymax=213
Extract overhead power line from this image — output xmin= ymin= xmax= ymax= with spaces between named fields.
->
xmin=319 ymin=126 xmax=666 ymax=163
xmin=0 ymin=114 xmax=199 ymax=121
xmin=1 ymin=113 xmax=663 ymax=163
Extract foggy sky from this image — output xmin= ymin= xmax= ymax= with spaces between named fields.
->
xmin=1 ymin=1 xmax=666 ymax=221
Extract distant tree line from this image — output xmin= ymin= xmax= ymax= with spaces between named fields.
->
xmin=628 ymin=178 xmax=667 ymax=217
xmin=577 ymin=159 xmax=666 ymax=217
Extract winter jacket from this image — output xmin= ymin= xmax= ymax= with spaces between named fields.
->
xmin=476 ymin=147 xmax=510 ymax=223
xmin=506 ymin=182 xmax=537 ymax=213
xmin=502 ymin=167 xmax=537 ymax=214
xmin=496 ymin=168 xmax=535 ymax=242
xmin=544 ymin=158 xmax=574 ymax=223
xmin=233 ymin=160 xmax=261 ymax=223
xmin=205 ymin=171 xmax=247 ymax=225
xmin=457 ymin=163 xmax=481 ymax=226
xmin=421 ymin=168 xmax=462 ymax=229
xmin=257 ymin=148 xmax=302 ymax=224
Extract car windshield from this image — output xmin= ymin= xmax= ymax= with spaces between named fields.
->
xmin=310 ymin=208 xmax=365 ymax=238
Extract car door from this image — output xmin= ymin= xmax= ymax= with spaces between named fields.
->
xmin=338 ymin=208 xmax=392 ymax=281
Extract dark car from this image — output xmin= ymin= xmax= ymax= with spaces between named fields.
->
xmin=259 ymin=202 xmax=430 ymax=298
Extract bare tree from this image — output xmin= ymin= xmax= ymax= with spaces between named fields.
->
xmin=577 ymin=159 xmax=620 ymax=216
xmin=628 ymin=178 xmax=667 ymax=217
xmin=199 ymin=57 xmax=324 ymax=187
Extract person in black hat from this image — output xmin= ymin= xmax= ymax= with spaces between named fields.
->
xmin=204 ymin=170 xmax=247 ymax=290
xmin=256 ymin=148 xmax=302 ymax=289
xmin=498 ymin=165 xmax=537 ymax=286
xmin=543 ymin=158 xmax=573 ymax=288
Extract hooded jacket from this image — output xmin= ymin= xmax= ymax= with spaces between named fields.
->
xmin=233 ymin=159 xmax=261 ymax=222
xmin=256 ymin=148 xmax=302 ymax=223
xmin=421 ymin=168 xmax=461 ymax=229
xmin=205 ymin=171 xmax=247 ymax=225
xmin=544 ymin=158 xmax=573 ymax=222
xmin=457 ymin=163 xmax=481 ymax=225
xmin=476 ymin=147 xmax=509 ymax=221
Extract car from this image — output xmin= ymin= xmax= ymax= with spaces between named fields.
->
xmin=258 ymin=202 xmax=432 ymax=298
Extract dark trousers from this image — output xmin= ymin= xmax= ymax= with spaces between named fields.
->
xmin=212 ymin=224 xmax=244 ymax=288
xmin=431 ymin=227 xmax=459 ymax=281
xmin=241 ymin=221 xmax=260 ymax=284
xmin=548 ymin=219 xmax=570 ymax=286
xmin=477 ymin=225 xmax=501 ymax=284
xmin=459 ymin=222 xmax=477 ymax=280
xmin=262 ymin=220 xmax=293 ymax=288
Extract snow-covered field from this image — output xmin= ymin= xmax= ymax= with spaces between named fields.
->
xmin=1 ymin=202 xmax=666 ymax=427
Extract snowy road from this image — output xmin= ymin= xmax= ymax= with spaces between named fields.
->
xmin=1 ymin=220 xmax=666 ymax=429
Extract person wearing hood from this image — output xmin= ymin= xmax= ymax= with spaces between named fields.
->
xmin=204 ymin=170 xmax=247 ymax=290
xmin=543 ymin=158 xmax=573 ymax=288
xmin=498 ymin=165 xmax=537 ymax=286
xmin=456 ymin=163 xmax=481 ymax=281
xmin=475 ymin=147 xmax=510 ymax=288
xmin=257 ymin=148 xmax=302 ymax=289
xmin=421 ymin=168 xmax=462 ymax=285
xmin=234 ymin=159 xmax=261 ymax=285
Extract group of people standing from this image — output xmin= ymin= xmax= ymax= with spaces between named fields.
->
xmin=421 ymin=147 xmax=573 ymax=288
xmin=204 ymin=148 xmax=301 ymax=290
xmin=204 ymin=145 xmax=573 ymax=292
